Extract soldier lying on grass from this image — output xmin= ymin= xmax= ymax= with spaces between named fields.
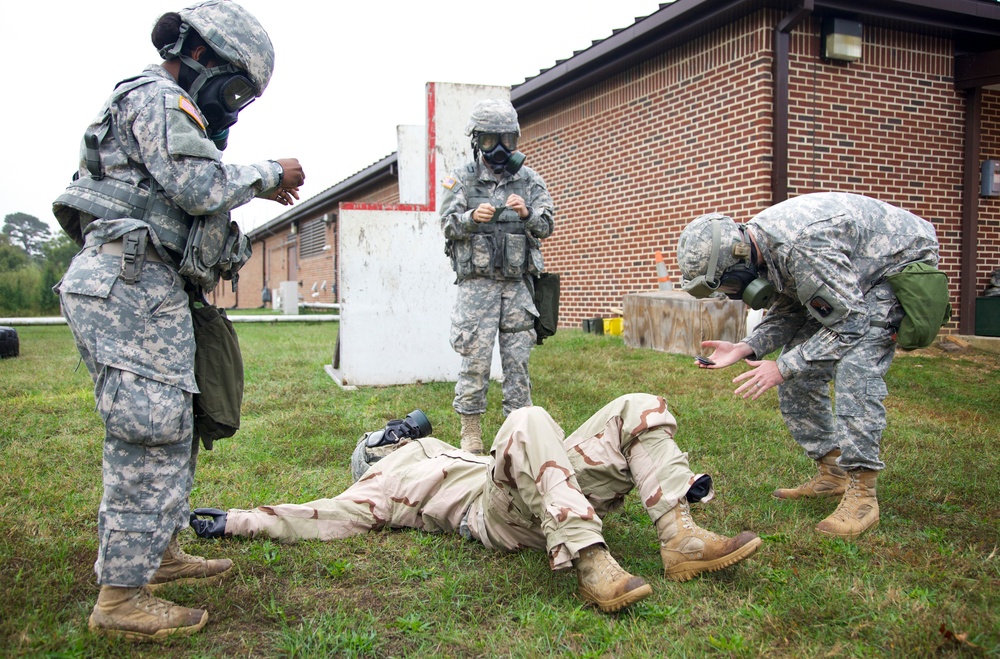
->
xmin=191 ymin=393 xmax=760 ymax=612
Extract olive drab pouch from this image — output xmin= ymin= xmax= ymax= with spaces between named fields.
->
xmin=886 ymin=262 xmax=952 ymax=350
xmin=533 ymin=272 xmax=560 ymax=345
xmin=190 ymin=298 xmax=244 ymax=450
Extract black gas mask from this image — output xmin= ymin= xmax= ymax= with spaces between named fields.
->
xmin=194 ymin=71 xmax=256 ymax=150
xmin=682 ymin=221 xmax=776 ymax=310
xmin=163 ymin=23 xmax=256 ymax=151
xmin=364 ymin=410 xmax=432 ymax=448
xmin=474 ymin=132 xmax=526 ymax=175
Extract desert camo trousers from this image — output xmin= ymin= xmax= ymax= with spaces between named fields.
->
xmin=225 ymin=394 xmax=701 ymax=572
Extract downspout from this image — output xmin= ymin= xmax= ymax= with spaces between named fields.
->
xmin=960 ymin=87 xmax=982 ymax=335
xmin=773 ymin=1 xmax=813 ymax=204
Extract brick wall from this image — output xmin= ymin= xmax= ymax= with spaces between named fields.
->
xmin=520 ymin=12 xmax=775 ymax=327
xmin=786 ymin=20 xmax=970 ymax=328
xmin=979 ymin=92 xmax=1000 ymax=297
xmin=518 ymin=9 xmax=997 ymax=330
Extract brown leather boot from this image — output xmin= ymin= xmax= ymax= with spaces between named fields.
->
xmin=657 ymin=500 xmax=761 ymax=582
xmin=574 ymin=544 xmax=652 ymax=612
xmin=88 ymin=585 xmax=208 ymax=641
xmin=460 ymin=414 xmax=483 ymax=455
xmin=147 ymin=535 xmax=233 ymax=589
xmin=773 ymin=449 xmax=848 ymax=499
xmin=815 ymin=469 xmax=880 ymax=540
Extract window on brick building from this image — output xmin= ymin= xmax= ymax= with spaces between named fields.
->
xmin=298 ymin=218 xmax=327 ymax=259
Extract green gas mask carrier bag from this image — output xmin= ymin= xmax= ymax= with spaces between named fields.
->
xmin=886 ymin=262 xmax=952 ymax=350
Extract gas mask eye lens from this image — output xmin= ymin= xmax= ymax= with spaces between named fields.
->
xmin=500 ymin=132 xmax=518 ymax=150
xmin=477 ymin=133 xmax=500 ymax=150
xmin=221 ymin=75 xmax=256 ymax=112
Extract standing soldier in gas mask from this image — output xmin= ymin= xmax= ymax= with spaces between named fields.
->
xmin=52 ymin=0 xmax=305 ymax=641
xmin=675 ymin=193 xmax=943 ymax=541
xmin=441 ymin=99 xmax=555 ymax=454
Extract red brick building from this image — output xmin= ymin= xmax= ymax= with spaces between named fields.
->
xmin=219 ymin=0 xmax=1000 ymax=337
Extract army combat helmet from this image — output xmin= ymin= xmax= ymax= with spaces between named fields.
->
xmin=466 ymin=99 xmax=526 ymax=175
xmin=159 ymin=0 xmax=274 ymax=148
xmin=676 ymin=213 xmax=776 ymax=310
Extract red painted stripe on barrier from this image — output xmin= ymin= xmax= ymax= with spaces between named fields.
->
xmin=341 ymin=82 xmax=438 ymax=214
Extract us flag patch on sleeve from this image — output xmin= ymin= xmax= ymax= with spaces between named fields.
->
xmin=442 ymin=176 xmax=457 ymax=189
xmin=178 ymin=96 xmax=205 ymax=130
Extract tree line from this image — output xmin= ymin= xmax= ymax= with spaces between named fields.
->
xmin=1 ymin=212 xmax=78 ymax=316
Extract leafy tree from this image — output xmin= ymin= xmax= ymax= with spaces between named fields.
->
xmin=0 ymin=233 xmax=30 ymax=273
xmin=2 ymin=212 xmax=51 ymax=259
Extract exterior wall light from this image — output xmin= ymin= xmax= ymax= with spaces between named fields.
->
xmin=822 ymin=17 xmax=863 ymax=62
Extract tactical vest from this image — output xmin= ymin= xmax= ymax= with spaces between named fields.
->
xmin=52 ymin=72 xmax=251 ymax=293
xmin=52 ymin=73 xmax=192 ymax=257
xmin=448 ymin=163 xmax=542 ymax=281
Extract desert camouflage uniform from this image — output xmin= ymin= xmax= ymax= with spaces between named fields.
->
xmin=224 ymin=393 xmax=709 ymax=570
xmin=441 ymin=160 xmax=554 ymax=417
xmin=742 ymin=192 xmax=939 ymax=471
xmin=55 ymin=65 xmax=281 ymax=588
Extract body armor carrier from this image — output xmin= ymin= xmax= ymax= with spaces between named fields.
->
xmin=446 ymin=163 xmax=542 ymax=281
xmin=52 ymin=72 xmax=250 ymax=293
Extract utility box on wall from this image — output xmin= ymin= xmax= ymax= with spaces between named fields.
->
xmin=981 ymin=160 xmax=1000 ymax=197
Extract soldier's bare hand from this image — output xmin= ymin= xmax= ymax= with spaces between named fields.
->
xmin=733 ymin=359 xmax=784 ymax=400
xmin=275 ymin=158 xmax=305 ymax=188
xmin=267 ymin=186 xmax=300 ymax=206
xmin=472 ymin=203 xmax=496 ymax=222
xmin=505 ymin=194 xmax=528 ymax=218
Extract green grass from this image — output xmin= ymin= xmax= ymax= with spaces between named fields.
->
xmin=1 ymin=324 xmax=998 ymax=657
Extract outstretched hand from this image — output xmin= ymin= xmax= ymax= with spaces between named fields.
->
xmin=732 ymin=359 xmax=784 ymax=400
xmin=695 ymin=340 xmax=754 ymax=369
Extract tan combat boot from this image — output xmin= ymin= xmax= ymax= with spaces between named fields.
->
xmin=815 ymin=469 xmax=879 ymax=540
xmin=460 ymin=413 xmax=483 ymax=455
xmin=147 ymin=535 xmax=233 ymax=589
xmin=657 ymin=500 xmax=761 ymax=582
xmin=773 ymin=449 xmax=848 ymax=499
xmin=88 ymin=585 xmax=208 ymax=641
xmin=574 ymin=544 xmax=652 ymax=612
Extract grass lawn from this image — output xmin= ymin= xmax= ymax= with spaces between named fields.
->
xmin=1 ymin=323 xmax=997 ymax=657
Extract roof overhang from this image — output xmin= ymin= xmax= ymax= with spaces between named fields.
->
xmin=248 ymin=153 xmax=398 ymax=240
xmin=510 ymin=0 xmax=1000 ymax=114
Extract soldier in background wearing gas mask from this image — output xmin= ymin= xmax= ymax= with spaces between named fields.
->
xmin=440 ymin=99 xmax=555 ymax=454
xmin=51 ymin=0 xmax=305 ymax=642
xmin=676 ymin=193 xmax=940 ymax=541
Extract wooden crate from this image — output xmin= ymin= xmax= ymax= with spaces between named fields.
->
xmin=623 ymin=290 xmax=748 ymax=356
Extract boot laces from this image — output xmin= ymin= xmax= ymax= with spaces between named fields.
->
xmin=676 ymin=502 xmax=726 ymax=543
xmin=829 ymin=472 xmax=865 ymax=522
xmin=586 ymin=548 xmax=627 ymax=581
xmin=134 ymin=587 xmax=175 ymax=618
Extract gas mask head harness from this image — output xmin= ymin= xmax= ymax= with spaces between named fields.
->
xmin=678 ymin=213 xmax=776 ymax=310
xmin=466 ymin=99 xmax=526 ymax=175
xmin=158 ymin=1 xmax=275 ymax=150
xmin=160 ymin=24 xmax=255 ymax=150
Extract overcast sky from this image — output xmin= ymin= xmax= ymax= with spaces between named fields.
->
xmin=2 ymin=0 xmax=667 ymax=238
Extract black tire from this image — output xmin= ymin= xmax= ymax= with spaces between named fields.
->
xmin=0 ymin=326 xmax=19 ymax=359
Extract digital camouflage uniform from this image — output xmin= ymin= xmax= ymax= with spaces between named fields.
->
xmin=223 ymin=393 xmax=708 ymax=571
xmin=441 ymin=159 xmax=555 ymax=417
xmin=55 ymin=63 xmax=281 ymax=588
xmin=742 ymin=192 xmax=939 ymax=471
